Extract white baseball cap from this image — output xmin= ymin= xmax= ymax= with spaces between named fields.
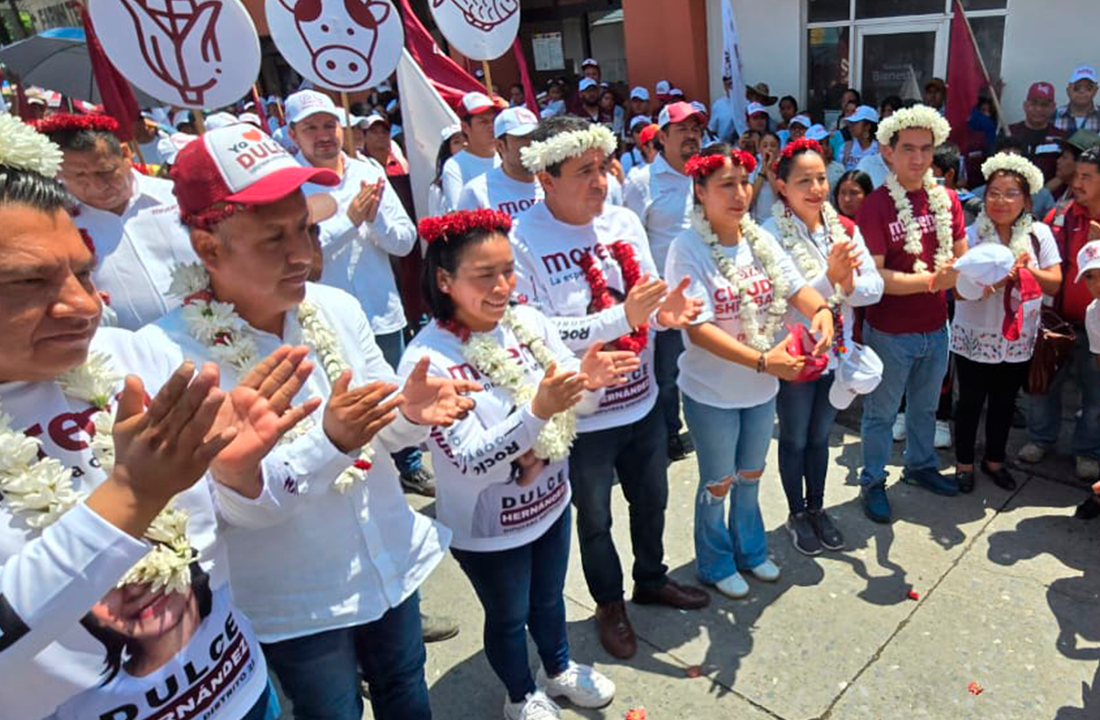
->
xmin=655 ymin=80 xmax=671 ymax=96
xmin=955 ymin=243 xmax=1016 ymax=288
xmin=238 ymin=112 xmax=263 ymax=128
xmin=630 ymin=86 xmax=650 ymax=101
xmin=156 ymin=132 xmax=198 ymax=166
xmin=204 ymin=111 xmax=239 ymax=130
xmin=353 ymin=113 xmax=389 ymax=129
xmin=746 ymin=101 xmax=768 ymax=117
xmin=1070 ymin=65 xmax=1099 ymax=85
xmin=846 ymin=105 xmax=880 ymax=124
xmin=670 ymin=87 xmax=685 ymax=97
xmin=581 ymin=58 xmax=599 ymax=68
xmin=460 ymin=91 xmax=496 ymax=116
xmin=286 ymin=90 xmax=343 ymax=124
xmin=494 ymin=106 xmax=539 ymax=138
xmin=829 ymin=344 xmax=884 ymax=410
xmin=1075 ymin=239 xmax=1100 ymax=282
xmin=789 ymin=114 xmax=812 ymax=128
xmin=629 ymin=115 xmax=650 ymax=132
xmin=579 ymin=78 xmax=598 ymax=92
xmin=440 ymin=123 xmax=463 ymax=142
xmin=805 ymin=124 xmax=829 ymax=141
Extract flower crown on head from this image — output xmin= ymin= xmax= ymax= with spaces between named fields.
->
xmin=876 ymin=104 xmax=951 ymax=147
xmin=418 ymin=208 xmax=513 ymax=245
xmin=780 ymin=137 xmax=824 ymax=161
xmin=33 ymin=113 xmax=120 ymax=136
xmin=520 ymin=124 xmax=617 ymax=173
xmin=0 ymin=114 xmax=65 ymax=178
xmin=684 ymin=150 xmax=757 ymax=181
xmin=981 ymin=152 xmax=1045 ymax=195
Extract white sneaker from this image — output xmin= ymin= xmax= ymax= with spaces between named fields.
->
xmin=1076 ymin=456 xmax=1100 ymax=480
xmin=892 ymin=412 xmax=907 ymax=442
xmin=714 ymin=572 xmax=749 ymax=598
xmin=504 ymin=690 xmax=561 ymax=720
xmin=748 ymin=559 xmax=781 ymax=582
xmin=934 ymin=420 xmax=952 ymax=449
xmin=1017 ymin=442 xmax=1049 ymax=464
xmin=537 ymin=661 xmax=615 ymax=709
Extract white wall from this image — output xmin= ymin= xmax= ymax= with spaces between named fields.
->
xmin=704 ymin=0 xmax=1100 ymax=126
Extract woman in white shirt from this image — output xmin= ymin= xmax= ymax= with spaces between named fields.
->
xmin=664 ymin=145 xmax=834 ymax=599
xmin=402 ymin=209 xmax=636 ymax=720
xmin=762 ymin=139 xmax=883 ymax=556
xmin=751 ymin=131 xmax=781 ymax=223
xmin=951 ymin=154 xmax=1062 ymax=492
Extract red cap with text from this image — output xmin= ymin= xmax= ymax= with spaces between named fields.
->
xmin=1027 ymin=82 xmax=1055 ymax=102
xmin=171 ymin=123 xmax=339 ymax=226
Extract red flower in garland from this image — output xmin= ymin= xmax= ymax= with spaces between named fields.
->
xmin=437 ymin=317 xmax=472 ymax=343
xmin=780 ymin=137 xmax=824 ymax=160
xmin=419 ymin=209 xmax=513 ymax=246
xmin=684 ymin=150 xmax=758 ymax=181
xmin=578 ymin=242 xmax=649 ymax=354
xmin=32 ymin=113 xmax=120 ymax=136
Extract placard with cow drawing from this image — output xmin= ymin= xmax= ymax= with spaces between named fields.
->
xmin=88 ymin=0 xmax=261 ymax=109
xmin=265 ymin=0 xmax=404 ymax=93
xmin=428 ymin=0 xmax=519 ymax=61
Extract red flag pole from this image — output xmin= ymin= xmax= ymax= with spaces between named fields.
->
xmin=953 ymin=0 xmax=1004 ymax=134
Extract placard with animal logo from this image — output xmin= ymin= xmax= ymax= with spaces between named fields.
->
xmin=428 ymin=0 xmax=519 ymax=61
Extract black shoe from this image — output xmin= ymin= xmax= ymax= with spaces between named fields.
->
xmin=808 ymin=508 xmax=845 ymax=551
xmin=667 ymin=433 xmax=693 ymax=462
xmin=400 ymin=468 xmax=436 ymax=497
xmin=420 ymin=612 xmax=459 ymax=643
xmin=955 ymin=470 xmax=976 ymax=494
xmin=786 ymin=512 xmax=823 ymax=556
xmin=1075 ymin=496 xmax=1100 ymax=519
xmin=980 ymin=461 xmax=1017 ymax=491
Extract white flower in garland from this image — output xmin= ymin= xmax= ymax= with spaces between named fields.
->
xmin=298 ymin=301 xmax=375 ymax=493
xmin=981 ymin=152 xmax=1045 ymax=196
xmin=463 ymin=308 xmax=578 ymax=462
xmin=876 ymin=104 xmax=951 ymax=147
xmin=170 ymin=263 xmax=259 ymax=374
xmin=0 ymin=114 xmax=64 ymax=178
xmin=975 ymin=210 xmax=1034 ymax=264
xmin=520 ymin=125 xmax=618 ymax=174
xmin=771 ymin=201 xmax=824 ymax=279
xmin=884 ymin=171 xmax=955 ymax=274
xmin=57 ymin=352 xmax=121 ymax=410
xmin=168 ymin=262 xmax=212 ymax=298
xmin=692 ymin=208 xmax=791 ymax=352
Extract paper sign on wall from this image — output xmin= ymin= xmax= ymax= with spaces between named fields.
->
xmin=266 ymin=0 xmax=404 ymax=92
xmin=428 ymin=0 xmax=519 ymax=62
xmin=88 ymin=0 xmax=261 ymax=109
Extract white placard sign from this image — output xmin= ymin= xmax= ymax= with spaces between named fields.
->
xmin=428 ymin=0 xmax=519 ymax=62
xmin=266 ymin=0 xmax=404 ymax=93
xmin=88 ymin=0 xmax=261 ymax=109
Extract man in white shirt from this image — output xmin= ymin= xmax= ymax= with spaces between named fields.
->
xmin=150 ymin=124 xmax=479 ymax=720
xmin=511 ymin=116 xmax=709 ymax=661
xmin=441 ymin=91 xmax=501 ymax=210
xmin=623 ymin=101 xmax=704 ymax=461
xmin=41 ymin=115 xmax=199 ymax=331
xmin=286 ymin=90 xmax=436 ymax=497
xmin=457 ymin=106 xmax=543 ymax=214
xmin=708 ymin=75 xmax=738 ymax=143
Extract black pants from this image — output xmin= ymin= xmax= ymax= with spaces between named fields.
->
xmin=953 ymin=354 xmax=1030 ymax=466
xmin=567 ymin=405 xmax=669 ymax=604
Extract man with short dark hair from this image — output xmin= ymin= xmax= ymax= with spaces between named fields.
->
xmin=581 ymin=57 xmax=601 ymax=83
xmin=628 ymin=86 xmax=652 ymax=128
xmin=1055 ymin=65 xmax=1100 ymax=134
xmin=40 ymin=114 xmax=199 ymax=330
xmin=1019 ymin=146 xmax=1100 ymax=480
xmin=708 ymin=75 xmax=738 ymax=143
xmin=1008 ymin=82 xmax=1067 ymax=183
xmin=457 ymin=107 xmax=543 ymax=214
xmin=441 ymin=91 xmax=502 ymax=210
xmin=924 ymin=78 xmax=947 ymax=113
xmin=511 ymin=116 xmax=709 ymax=660
xmin=575 ymin=78 xmax=601 ymax=122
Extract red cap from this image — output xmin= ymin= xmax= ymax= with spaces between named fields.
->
xmin=171 ymin=124 xmax=339 ymax=228
xmin=638 ymin=123 xmax=660 ymax=145
xmin=1027 ymin=82 xmax=1055 ymax=102
xmin=658 ymin=101 xmax=706 ymax=128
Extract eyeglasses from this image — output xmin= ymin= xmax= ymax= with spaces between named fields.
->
xmin=986 ymin=190 xmax=1025 ymax=202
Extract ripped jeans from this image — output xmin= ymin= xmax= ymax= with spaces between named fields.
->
xmin=682 ymin=393 xmax=777 ymax=584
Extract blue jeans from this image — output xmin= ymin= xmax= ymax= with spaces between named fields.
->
xmin=682 ymin=394 xmax=776 ymax=583
xmin=242 ymin=682 xmax=281 ymax=720
xmin=1026 ymin=331 xmax=1100 ymax=458
xmin=859 ymin=323 xmax=950 ymax=486
xmin=376 ymin=329 xmax=424 ymax=476
xmin=263 ymin=593 xmax=430 ymax=720
xmin=776 ymin=374 xmax=838 ymax=514
xmin=654 ymin=329 xmax=685 ymax=437
xmin=452 ymin=507 xmax=572 ymax=703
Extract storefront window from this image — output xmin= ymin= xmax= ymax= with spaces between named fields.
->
xmin=807 ymin=0 xmax=850 ymax=23
xmin=856 ymin=0 xmax=943 ymax=19
xmin=860 ymin=30 xmax=936 ymax=108
xmin=807 ymin=27 xmax=851 ymax=116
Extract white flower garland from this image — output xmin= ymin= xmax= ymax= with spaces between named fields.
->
xmin=884 ymin=171 xmax=955 ymax=274
xmin=520 ymin=124 xmax=618 ymax=174
xmin=875 ymin=104 xmax=951 ymax=147
xmin=462 ymin=308 xmax=577 ymax=462
xmin=975 ymin=210 xmax=1034 ymax=263
xmin=981 ymin=152 xmax=1045 ymax=195
xmin=0 ymin=114 xmax=64 ymax=178
xmin=298 ymin=301 xmax=375 ymax=493
xmin=0 ymin=353 xmax=193 ymax=594
xmin=692 ymin=208 xmax=791 ymax=352
xmin=772 ymin=201 xmax=850 ymax=308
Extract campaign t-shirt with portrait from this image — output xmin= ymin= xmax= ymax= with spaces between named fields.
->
xmin=456 ymin=167 xmax=544 ymax=216
xmin=664 ymin=225 xmax=805 ymax=409
xmin=0 ymin=329 xmax=268 ymax=720
xmin=857 ymin=183 xmax=967 ymax=334
xmin=511 ymin=202 xmax=660 ymax=433
xmin=401 ymin=305 xmax=600 ymax=552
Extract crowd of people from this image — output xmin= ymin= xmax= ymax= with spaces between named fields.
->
xmin=1 ymin=54 xmax=1100 ymax=720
